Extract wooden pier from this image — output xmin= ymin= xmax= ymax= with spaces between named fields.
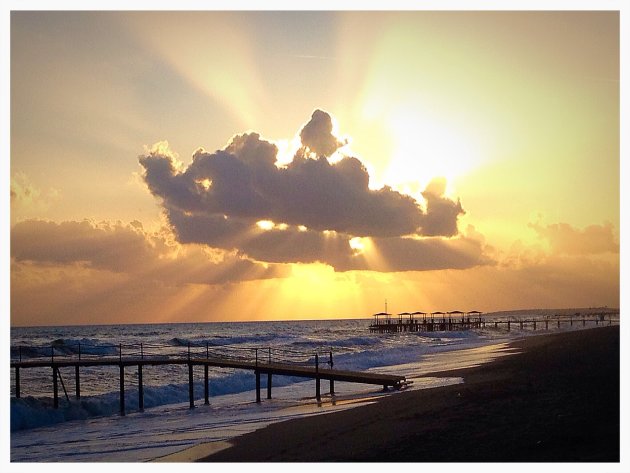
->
xmin=10 ymin=342 xmax=406 ymax=416
xmin=369 ymin=310 xmax=618 ymax=333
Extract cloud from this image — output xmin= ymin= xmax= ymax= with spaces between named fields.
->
xmin=165 ymin=204 xmax=490 ymax=272
xmin=10 ymin=173 xmax=61 ymax=223
xmin=364 ymin=234 xmax=490 ymax=272
xmin=11 ymin=219 xmax=289 ymax=285
xmin=139 ymin=110 xmax=481 ymax=272
xmin=420 ymin=177 xmax=465 ymax=237
xmin=299 ymin=109 xmax=345 ymax=157
xmin=529 ymin=221 xmax=619 ymax=255
xmin=142 ymin=134 xmax=425 ymax=238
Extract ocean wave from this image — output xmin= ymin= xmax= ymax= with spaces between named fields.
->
xmin=8 ymin=336 xmax=476 ymax=433
xmin=10 ymin=369 xmax=302 ymax=432
xmin=330 ymin=336 xmax=382 ymax=348
xmin=210 ymin=334 xmax=284 ymax=346
xmin=168 ymin=337 xmax=209 ymax=348
xmin=169 ymin=333 xmax=283 ymax=348
xmin=291 ymin=336 xmax=380 ymax=352
xmin=333 ymin=345 xmax=429 ymax=372
xmin=11 ymin=339 xmax=119 ymax=359
xmin=9 ymin=320 xmax=510 ymax=433
xmin=11 ymin=394 xmax=122 ymax=431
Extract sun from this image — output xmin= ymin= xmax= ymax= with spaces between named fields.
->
xmin=381 ymin=104 xmax=481 ymax=197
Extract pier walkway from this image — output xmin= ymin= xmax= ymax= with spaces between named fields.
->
xmin=10 ymin=342 xmax=407 ymax=416
xmin=370 ymin=310 xmax=619 ymax=333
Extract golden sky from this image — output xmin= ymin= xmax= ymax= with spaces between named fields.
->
xmin=8 ymin=10 xmax=621 ymax=326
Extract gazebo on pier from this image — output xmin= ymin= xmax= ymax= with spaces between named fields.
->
xmin=372 ymin=312 xmax=392 ymax=326
xmin=369 ymin=309 xmax=485 ymax=333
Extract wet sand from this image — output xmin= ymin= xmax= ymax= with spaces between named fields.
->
xmin=201 ymin=326 xmax=620 ymax=462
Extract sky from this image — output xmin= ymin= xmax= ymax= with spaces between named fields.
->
xmin=7 ymin=8 xmax=623 ymax=326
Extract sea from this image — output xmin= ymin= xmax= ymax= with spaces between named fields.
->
xmin=8 ymin=311 xmax=615 ymax=462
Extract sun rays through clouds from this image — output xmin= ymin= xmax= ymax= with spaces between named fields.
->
xmin=10 ymin=11 xmax=619 ymax=325
xmin=139 ymin=109 xmax=490 ymax=274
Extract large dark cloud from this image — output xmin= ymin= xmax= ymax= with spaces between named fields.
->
xmin=139 ymin=109 xmax=485 ymax=272
xmin=11 ymin=219 xmax=289 ymax=285
xmin=141 ymin=137 xmax=424 ymax=237
xmin=168 ymin=206 xmax=350 ymax=266
xmin=166 ymin=206 xmax=490 ymax=272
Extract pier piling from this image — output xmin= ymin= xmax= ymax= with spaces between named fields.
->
xmin=267 ymin=373 xmax=272 ymax=399
xmin=315 ymin=353 xmax=321 ymax=401
xmin=329 ymin=351 xmax=335 ymax=395
xmin=119 ymin=364 xmax=125 ymax=416
xmin=188 ymin=363 xmax=194 ymax=409
xmin=204 ymin=365 xmax=209 ymax=405
xmin=58 ymin=368 xmax=70 ymax=403
xmin=255 ymin=371 xmax=261 ymax=403
xmin=75 ymin=366 xmax=80 ymax=399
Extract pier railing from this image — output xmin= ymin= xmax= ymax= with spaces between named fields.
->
xmin=10 ymin=340 xmax=407 ymax=416
xmin=10 ymin=340 xmax=334 ymax=368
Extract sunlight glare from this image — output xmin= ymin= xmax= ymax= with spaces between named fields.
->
xmin=274 ymin=135 xmax=303 ymax=167
xmin=271 ymin=263 xmax=366 ymax=318
xmin=196 ymin=178 xmax=212 ymax=190
xmin=384 ymin=104 xmax=480 ymax=197
xmin=349 ymin=236 xmax=366 ymax=254
xmin=127 ymin=13 xmax=268 ymax=128
xmin=256 ymin=220 xmax=275 ymax=231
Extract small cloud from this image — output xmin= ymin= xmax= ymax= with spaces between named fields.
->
xmin=423 ymin=176 xmax=448 ymax=196
xmin=529 ymin=221 xmax=619 ymax=255
xmin=10 ymin=173 xmax=61 ymax=222
xmin=420 ymin=177 xmax=465 ymax=237
xmin=299 ymin=109 xmax=344 ymax=157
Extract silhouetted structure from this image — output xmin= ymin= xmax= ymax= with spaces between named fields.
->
xmin=369 ymin=310 xmax=618 ymax=333
xmin=10 ymin=341 xmax=407 ymax=416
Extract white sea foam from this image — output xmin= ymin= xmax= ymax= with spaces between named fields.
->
xmin=10 ymin=367 xmax=466 ymax=462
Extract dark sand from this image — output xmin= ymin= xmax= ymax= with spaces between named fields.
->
xmin=201 ymin=326 xmax=620 ymax=462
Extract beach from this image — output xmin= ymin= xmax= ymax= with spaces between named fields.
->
xmin=201 ymin=325 xmax=620 ymax=462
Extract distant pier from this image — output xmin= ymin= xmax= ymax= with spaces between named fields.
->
xmin=10 ymin=342 xmax=407 ymax=416
xmin=369 ymin=310 xmax=619 ymax=333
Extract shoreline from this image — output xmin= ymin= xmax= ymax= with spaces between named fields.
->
xmin=152 ymin=340 xmax=516 ymax=462
xmin=199 ymin=326 xmax=620 ymax=462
